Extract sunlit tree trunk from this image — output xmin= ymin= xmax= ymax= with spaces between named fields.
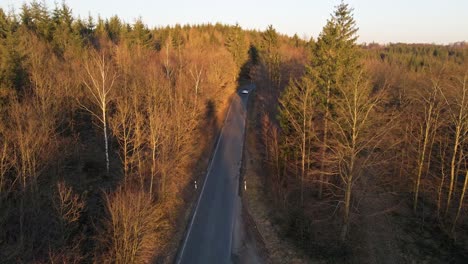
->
xmin=413 ymin=104 xmax=435 ymax=212
xmin=80 ymin=52 xmax=117 ymax=174
xmin=453 ymin=168 xmax=468 ymax=232
xmin=441 ymin=74 xmax=468 ymax=215
xmin=437 ymin=139 xmax=448 ymax=218
xmin=412 ymin=79 xmax=441 ymax=212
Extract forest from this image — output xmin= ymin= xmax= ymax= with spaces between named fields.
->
xmin=0 ymin=1 xmax=253 ymax=263
xmin=247 ymin=3 xmax=468 ymax=263
xmin=0 ymin=1 xmax=468 ymax=263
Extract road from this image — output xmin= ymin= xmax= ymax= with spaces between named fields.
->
xmin=176 ymin=84 xmax=254 ymax=264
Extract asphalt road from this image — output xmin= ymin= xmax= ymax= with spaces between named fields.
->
xmin=176 ymin=84 xmax=254 ymax=264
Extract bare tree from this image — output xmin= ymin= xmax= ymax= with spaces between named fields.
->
xmin=53 ymin=181 xmax=85 ymax=244
xmin=439 ymin=73 xmax=468 ymax=215
xmin=110 ymin=93 xmax=135 ymax=180
xmin=437 ymin=136 xmax=449 ymax=218
xmin=189 ymin=65 xmax=203 ymax=116
xmin=8 ymin=99 xmax=57 ymax=247
xmin=330 ymin=72 xmax=386 ymax=241
xmin=147 ymin=99 xmax=164 ymax=197
xmin=80 ymin=52 xmax=117 ymax=174
xmin=131 ymin=104 xmax=146 ymax=189
xmin=453 ymin=161 xmax=468 ymax=232
xmin=97 ymin=187 xmax=168 ymax=264
xmin=278 ymin=77 xmax=316 ymax=206
xmin=411 ymin=78 xmax=442 ymax=212
xmin=447 ymin=74 xmax=468 ymax=229
xmin=262 ymin=114 xmax=290 ymax=207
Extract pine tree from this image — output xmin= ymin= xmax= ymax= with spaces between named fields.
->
xmin=261 ymin=25 xmax=281 ymax=88
xmin=0 ymin=9 xmax=8 ymax=39
xmin=95 ymin=15 xmax=106 ymax=38
xmin=292 ymin=33 xmax=300 ymax=48
xmin=52 ymin=2 xmax=82 ymax=53
xmin=105 ymin=16 xmax=122 ymax=43
xmin=310 ymin=1 xmax=360 ymax=199
xmin=225 ymin=24 xmax=247 ymax=68
xmin=248 ymin=44 xmax=259 ymax=65
xmin=130 ymin=18 xmax=152 ymax=48
xmin=27 ymin=1 xmax=53 ymax=40
xmin=0 ymin=9 xmax=25 ymax=95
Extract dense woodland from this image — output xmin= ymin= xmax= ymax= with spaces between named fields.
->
xmin=0 ymin=2 xmax=262 ymax=263
xmin=253 ymin=2 xmax=468 ymax=263
xmin=1 ymin=1 xmax=468 ymax=263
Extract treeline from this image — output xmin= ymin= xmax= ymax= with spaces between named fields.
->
xmin=364 ymin=42 xmax=468 ymax=72
xmin=254 ymin=2 xmax=468 ymax=261
xmin=0 ymin=1 xmax=279 ymax=263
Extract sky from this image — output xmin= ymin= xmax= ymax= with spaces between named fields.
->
xmin=1 ymin=0 xmax=468 ymax=44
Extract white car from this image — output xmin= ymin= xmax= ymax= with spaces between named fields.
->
xmin=241 ymin=89 xmax=249 ymax=94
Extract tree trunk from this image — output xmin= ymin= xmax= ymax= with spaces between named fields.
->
xmin=452 ymin=169 xmax=468 ymax=233
xmin=414 ymin=120 xmax=430 ymax=212
xmin=150 ymin=144 xmax=156 ymax=197
xmin=103 ymin=107 xmax=110 ymax=174
xmin=437 ymin=143 xmax=447 ymax=218
xmin=319 ymin=82 xmax=331 ymax=199
xmin=123 ymin=138 xmax=128 ymax=181
xmin=341 ymin=176 xmax=352 ymax=241
xmin=446 ymin=126 xmax=461 ymax=214
xmin=414 ymin=99 xmax=437 ymax=212
xmin=300 ymin=92 xmax=308 ymax=207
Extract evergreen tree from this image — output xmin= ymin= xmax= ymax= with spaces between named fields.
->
xmin=225 ymin=24 xmax=247 ymax=68
xmin=310 ymin=1 xmax=360 ymax=199
xmin=261 ymin=25 xmax=281 ymax=88
xmin=248 ymin=44 xmax=259 ymax=65
xmin=95 ymin=15 xmax=106 ymax=38
xmin=311 ymin=1 xmax=360 ymax=92
xmin=310 ymin=2 xmax=378 ymax=241
xmin=105 ymin=16 xmax=122 ymax=43
xmin=0 ymin=9 xmax=25 ymax=96
xmin=52 ymin=2 xmax=73 ymax=29
xmin=130 ymin=18 xmax=152 ymax=48
xmin=52 ymin=2 xmax=81 ymax=53
xmin=0 ymin=8 xmax=9 ymax=39
xmin=20 ymin=4 xmax=34 ymax=30
xmin=262 ymin=25 xmax=278 ymax=54
xmin=27 ymin=1 xmax=53 ymax=40
xmin=292 ymin=33 xmax=300 ymax=48
xmin=171 ymin=25 xmax=185 ymax=51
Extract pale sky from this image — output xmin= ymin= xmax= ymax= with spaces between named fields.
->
xmin=1 ymin=0 xmax=467 ymax=44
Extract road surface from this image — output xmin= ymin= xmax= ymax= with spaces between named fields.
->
xmin=176 ymin=84 xmax=254 ymax=264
